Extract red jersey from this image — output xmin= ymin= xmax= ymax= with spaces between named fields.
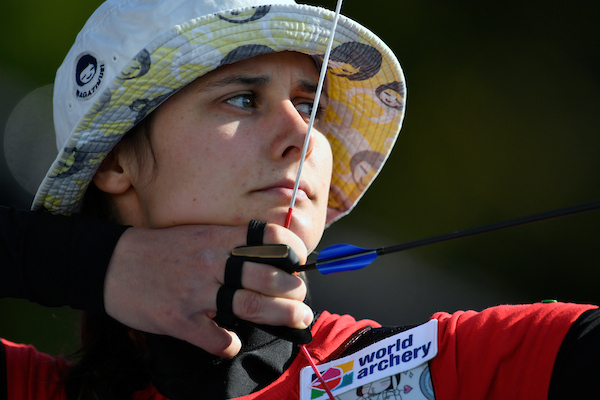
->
xmin=2 ymin=303 xmax=595 ymax=400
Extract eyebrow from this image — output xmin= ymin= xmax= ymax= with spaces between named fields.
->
xmin=296 ymin=79 xmax=320 ymax=95
xmin=202 ymin=74 xmax=271 ymax=90
xmin=200 ymin=74 xmax=323 ymax=96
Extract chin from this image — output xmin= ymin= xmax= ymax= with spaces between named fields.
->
xmin=288 ymin=214 xmax=325 ymax=254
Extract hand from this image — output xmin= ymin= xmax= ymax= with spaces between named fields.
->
xmin=103 ymin=223 xmax=313 ymax=358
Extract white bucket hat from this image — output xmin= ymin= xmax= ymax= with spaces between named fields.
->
xmin=33 ymin=0 xmax=406 ymax=225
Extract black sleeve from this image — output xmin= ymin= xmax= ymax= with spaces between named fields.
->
xmin=549 ymin=307 xmax=600 ymax=399
xmin=0 ymin=205 xmax=129 ymax=312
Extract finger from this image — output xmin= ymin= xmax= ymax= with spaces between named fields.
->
xmin=169 ymin=315 xmax=242 ymax=358
xmin=231 ymin=289 xmax=314 ymax=329
xmin=262 ymin=224 xmax=308 ymax=264
xmin=240 ymin=261 xmax=306 ymax=300
xmin=198 ymin=224 xmax=253 ymax=255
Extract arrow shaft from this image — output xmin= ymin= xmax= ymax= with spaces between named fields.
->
xmin=377 ymin=199 xmax=600 ymax=256
xmin=300 ymin=199 xmax=600 ymax=272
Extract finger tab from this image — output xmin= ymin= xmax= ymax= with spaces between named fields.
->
xmin=224 ymin=257 xmax=244 ymax=289
xmin=216 ymin=286 xmax=237 ymax=316
xmin=230 ymin=244 xmax=299 ymax=274
xmin=247 ymin=220 xmax=267 ymax=246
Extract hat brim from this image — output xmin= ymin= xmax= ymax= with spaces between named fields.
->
xmin=33 ymin=4 xmax=406 ymax=226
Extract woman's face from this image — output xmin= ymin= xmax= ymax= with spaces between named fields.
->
xmin=379 ymin=88 xmax=401 ymax=108
xmin=80 ymin=64 xmax=96 ymax=84
xmin=120 ymin=51 xmax=332 ymax=251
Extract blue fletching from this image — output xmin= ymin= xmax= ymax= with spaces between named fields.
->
xmin=315 ymin=244 xmax=378 ymax=274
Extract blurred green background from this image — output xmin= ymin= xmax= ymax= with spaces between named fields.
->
xmin=1 ymin=1 xmax=599 ymax=356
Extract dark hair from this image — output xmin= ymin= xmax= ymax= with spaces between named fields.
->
xmin=68 ymin=115 xmax=157 ymax=400
xmin=329 ymin=42 xmax=382 ymax=81
xmin=375 ymin=81 xmax=405 ymax=110
xmin=76 ymin=55 xmax=98 ymax=86
xmin=65 ymin=313 xmax=151 ymax=400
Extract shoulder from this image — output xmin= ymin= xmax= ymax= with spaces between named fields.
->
xmin=431 ymin=302 xmax=597 ymax=345
xmin=1 ymin=338 xmax=70 ymax=400
xmin=429 ymin=302 xmax=597 ymax=400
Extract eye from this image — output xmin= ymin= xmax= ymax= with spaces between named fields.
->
xmin=225 ymin=93 xmax=256 ymax=109
xmin=295 ymin=102 xmax=324 ymax=119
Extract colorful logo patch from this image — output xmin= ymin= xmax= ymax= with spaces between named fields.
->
xmin=311 ymin=361 xmax=354 ymax=399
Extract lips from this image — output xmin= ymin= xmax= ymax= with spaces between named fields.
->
xmin=255 ymin=179 xmax=312 ymax=201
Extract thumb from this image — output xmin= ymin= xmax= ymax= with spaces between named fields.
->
xmin=175 ymin=317 xmax=242 ymax=358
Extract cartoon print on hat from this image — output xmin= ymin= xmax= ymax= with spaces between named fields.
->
xmin=350 ymin=150 xmax=386 ymax=189
xmin=129 ymin=92 xmax=175 ymax=125
xmin=35 ymin=1 xmax=406 ymax=227
xmin=122 ymin=49 xmax=152 ymax=80
xmin=328 ymin=42 xmax=382 ymax=81
xmin=220 ymin=44 xmax=276 ymax=66
xmin=376 ymin=81 xmax=405 ymax=110
xmin=217 ymin=5 xmax=271 ymax=23
xmin=342 ymin=80 xmax=405 ymax=130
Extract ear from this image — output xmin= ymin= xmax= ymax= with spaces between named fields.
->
xmin=93 ymin=148 xmax=133 ymax=195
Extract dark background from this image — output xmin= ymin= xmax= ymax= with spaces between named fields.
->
xmin=1 ymin=1 xmax=599 ymax=356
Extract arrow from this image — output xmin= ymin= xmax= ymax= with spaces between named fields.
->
xmin=297 ymin=199 xmax=600 ymax=274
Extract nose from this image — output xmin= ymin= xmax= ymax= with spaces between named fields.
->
xmin=270 ymin=100 xmax=315 ymax=161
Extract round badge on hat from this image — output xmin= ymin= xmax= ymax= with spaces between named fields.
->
xmin=74 ymin=52 xmax=105 ymax=100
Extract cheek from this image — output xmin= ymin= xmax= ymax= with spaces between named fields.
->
xmin=136 ymin=129 xmax=252 ymax=227
xmin=314 ymin=135 xmax=333 ymax=188
xmin=297 ymin=135 xmax=332 ymax=252
xmin=315 ymin=137 xmax=334 ymax=216
xmin=376 ymin=380 xmax=390 ymax=390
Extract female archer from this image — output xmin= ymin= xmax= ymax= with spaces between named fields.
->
xmin=1 ymin=0 xmax=598 ymax=399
